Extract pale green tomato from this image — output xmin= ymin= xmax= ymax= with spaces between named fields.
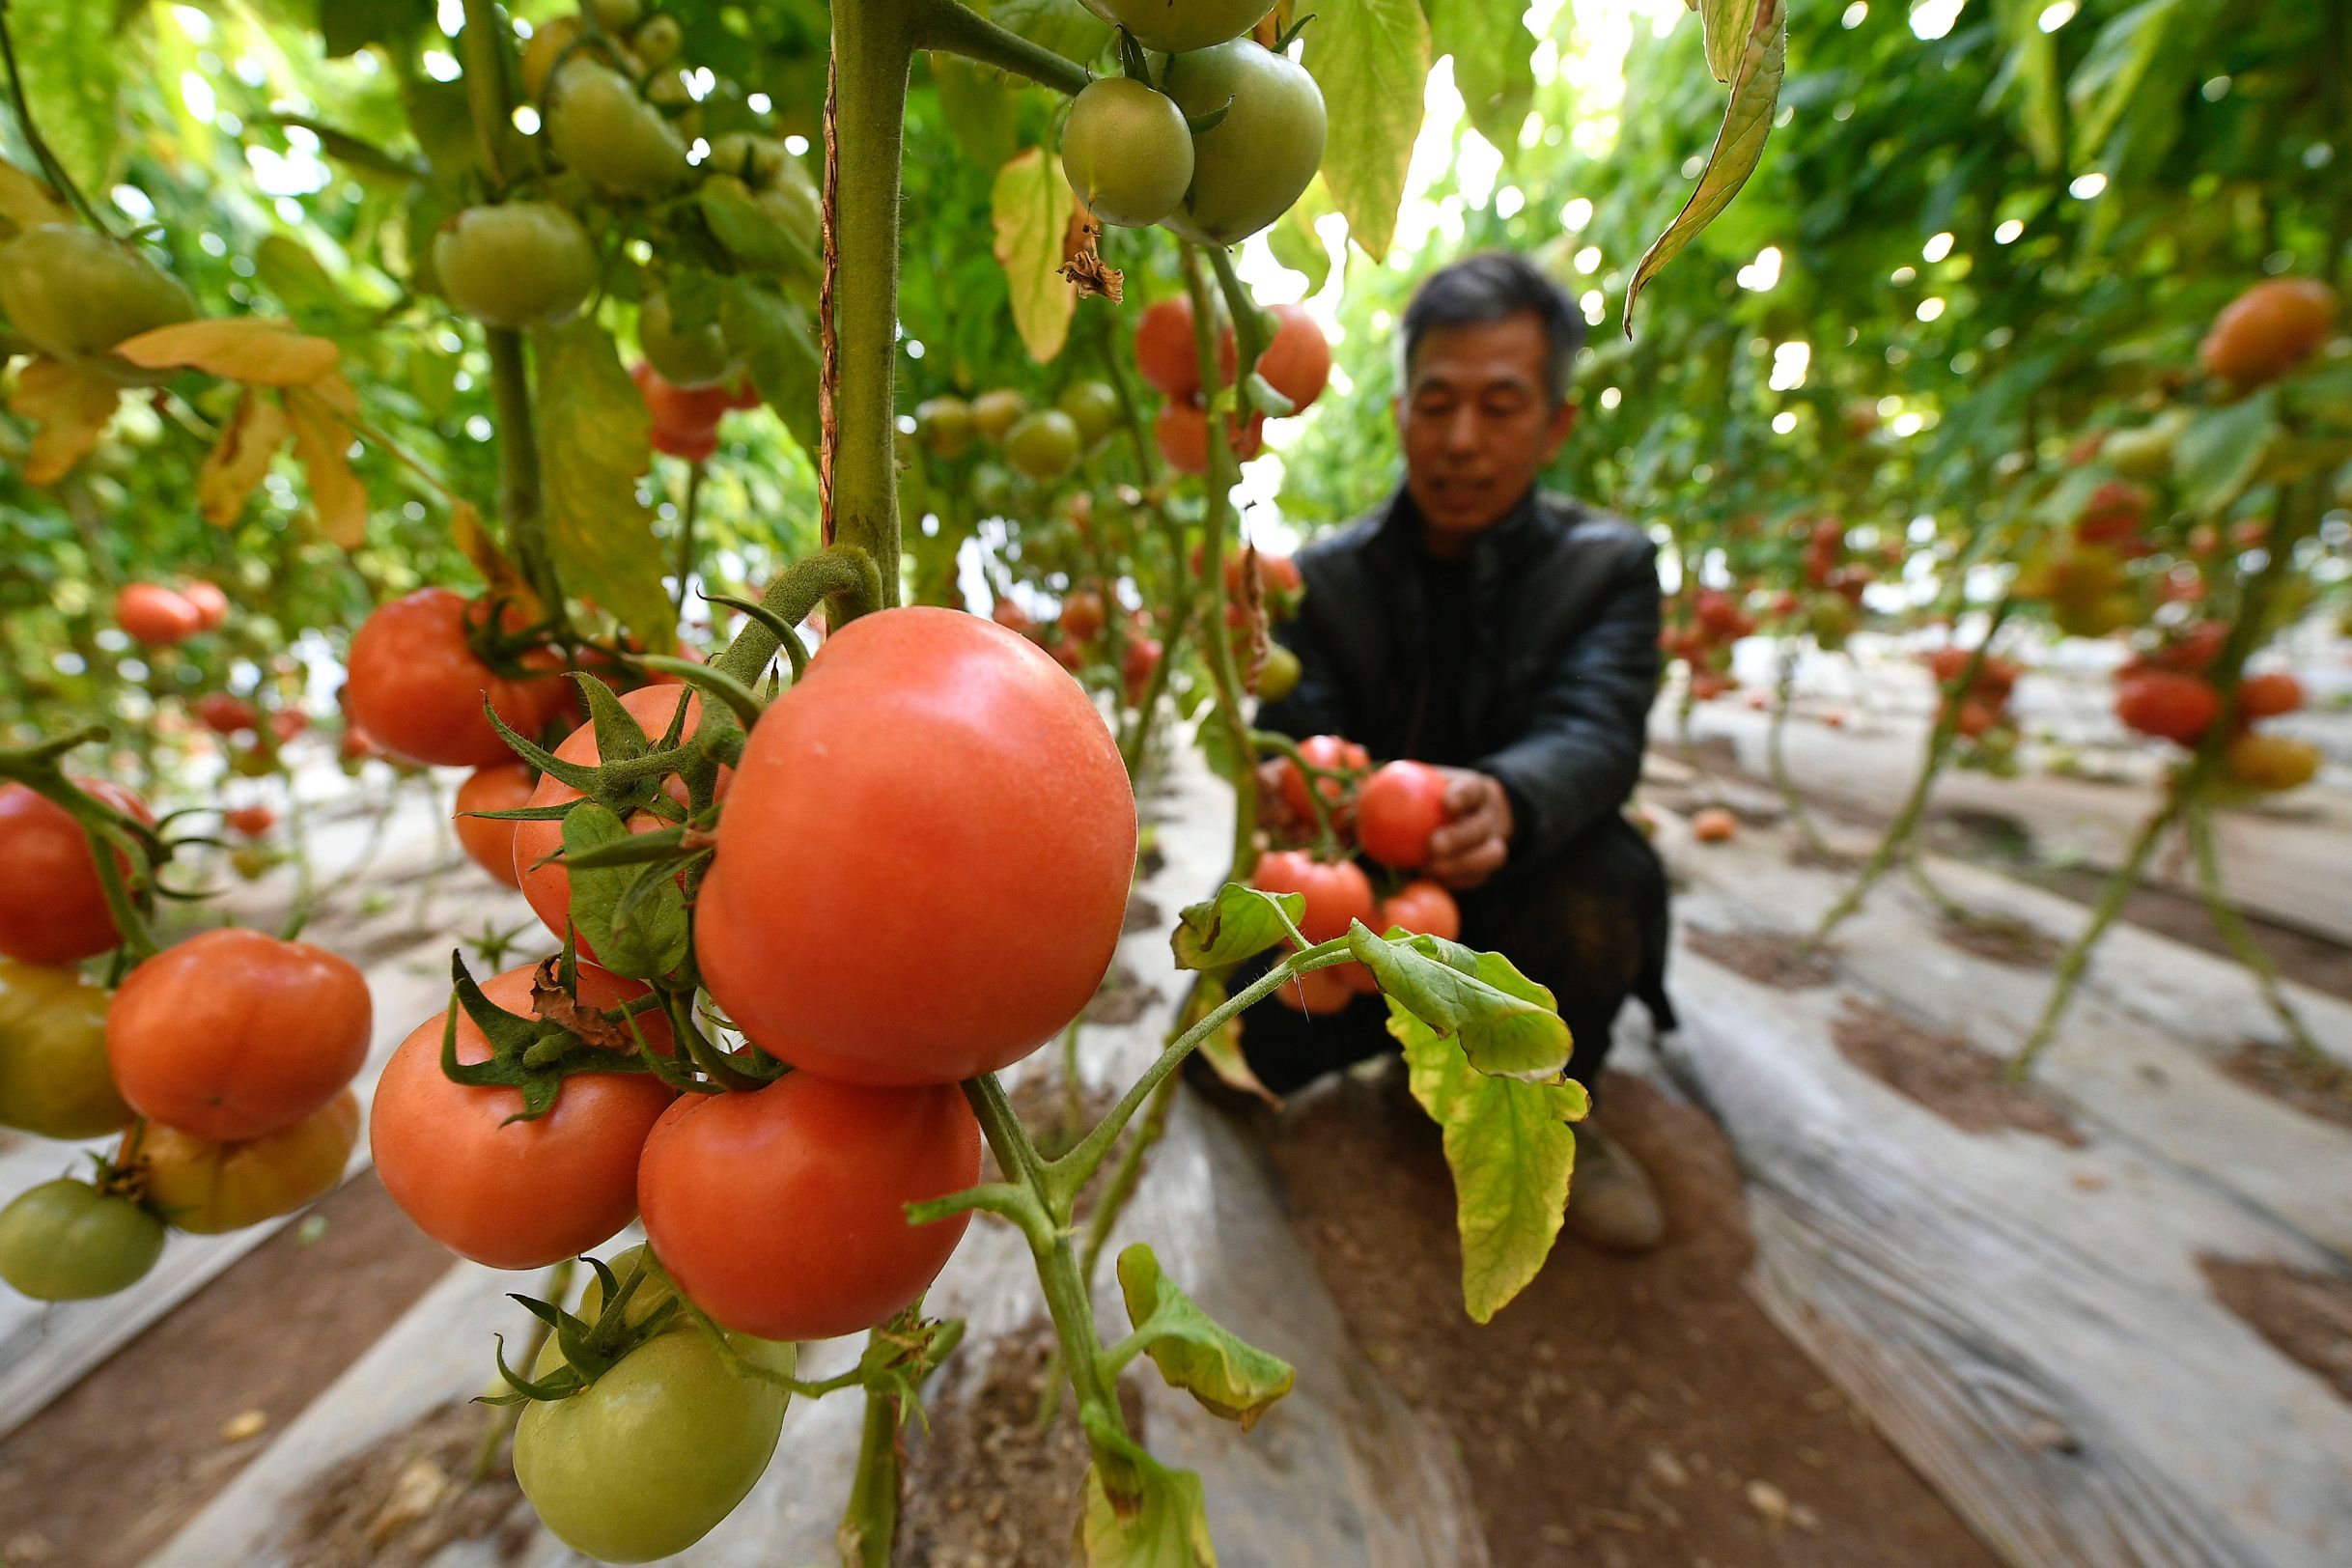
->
xmin=1057 ymin=380 xmax=1121 ymax=447
xmin=433 ymin=204 xmax=598 ymax=329
xmin=1005 ymin=409 xmax=1083 ymax=481
xmin=0 ymin=225 xmax=196 ymax=358
xmin=0 ymin=960 xmax=131 ymax=1140
xmin=639 ymin=291 xmax=740 ymax=388
xmin=547 ymin=63 xmax=691 ymax=196
xmin=1061 ymin=77 xmax=1194 ymax=228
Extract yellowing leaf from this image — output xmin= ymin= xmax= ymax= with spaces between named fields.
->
xmin=1115 ymin=1244 xmax=1295 ymax=1430
xmin=113 ymin=318 xmax=341 ymax=387
xmin=1303 ymin=0 xmax=1432 ymax=262
xmin=452 ymin=501 xmax=542 ymax=618
xmin=1077 ymin=1426 xmax=1218 ymax=1568
xmin=8 ymin=356 xmax=122 ymax=483
xmin=991 ymin=148 xmax=1076 ymax=363
xmin=198 ymin=388 xmax=291 ymax=525
xmin=0 ymin=155 xmax=71 ymax=238
xmin=533 ymin=320 xmax=675 ymax=654
xmin=284 ymin=387 xmax=368 ymax=548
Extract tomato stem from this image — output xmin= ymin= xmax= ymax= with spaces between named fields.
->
xmin=914 ymin=0 xmax=1091 ymax=96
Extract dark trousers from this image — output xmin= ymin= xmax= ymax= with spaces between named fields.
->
xmin=1227 ymin=815 xmax=1673 ymax=1097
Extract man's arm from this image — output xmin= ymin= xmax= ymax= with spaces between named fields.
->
xmin=1472 ymin=534 xmax=1662 ymax=863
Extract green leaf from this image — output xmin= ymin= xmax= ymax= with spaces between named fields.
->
xmin=990 ymin=148 xmax=1077 ymax=364
xmin=2066 ymin=0 xmax=2184 ymax=161
xmin=1986 ymin=0 xmax=2063 ymax=171
xmin=1428 ymin=0 xmax=1535 ymax=156
xmin=1268 ymin=199 xmax=1330 ymax=299
xmin=1302 ymin=0 xmax=1432 ymax=262
xmin=1115 ymin=1244 xmax=1295 ymax=1430
xmin=560 ymin=803 xmax=688 ymax=979
xmin=1178 ymin=974 xmax=1279 ymax=1106
xmin=1172 ymin=882 xmax=1302 ymax=970
xmin=530 ymin=320 xmax=675 ymax=655
xmin=721 ymin=278 xmax=822 ymax=455
xmin=1700 ymin=0 xmax=1763 ymax=84
xmin=1348 ymin=927 xmax=1572 ymax=1081
xmin=934 ymin=56 xmax=1020 ymax=172
xmin=2173 ymin=391 xmax=2278 ymax=518
xmin=321 ymin=0 xmax=434 ymax=58
xmin=979 ymin=0 xmax=1113 ymax=67
xmin=1623 ymin=0 xmax=1785 ymax=334
xmin=1076 ymin=1416 xmax=1218 ymax=1568
xmin=11 ymin=3 xmax=123 ymax=200
xmin=1390 ymin=1003 xmax=1587 ymax=1323
xmin=253 ymin=236 xmax=367 ymax=332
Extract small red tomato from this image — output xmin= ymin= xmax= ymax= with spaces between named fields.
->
xmin=345 ymin=588 xmax=574 ymax=769
xmin=194 ymin=692 xmax=259 ymax=736
xmin=1355 ymin=760 xmax=1451 ymax=871
xmin=224 ymin=804 xmax=276 ymax=838
xmin=116 ymin=583 xmax=202 ymax=647
xmin=2114 ymin=671 xmax=2220 ymax=746
xmin=455 ymin=762 xmax=536 ymax=889
xmin=0 ymin=779 xmax=151 ymax=966
xmin=1134 ymin=295 xmax=1199 ymax=399
xmin=1249 ymin=849 xmax=1376 ymax=946
xmin=2236 ymin=670 xmax=2304 ymax=721
xmin=1275 ymin=735 xmax=1370 ymax=830
xmin=181 ymin=580 xmax=231 ymax=630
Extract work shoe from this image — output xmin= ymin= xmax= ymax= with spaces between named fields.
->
xmin=1566 ymin=1126 xmax=1666 ymax=1254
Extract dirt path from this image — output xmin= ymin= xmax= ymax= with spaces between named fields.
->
xmin=0 ymin=1173 xmax=454 ymax=1568
xmin=1262 ymin=1067 xmax=2002 ymax=1568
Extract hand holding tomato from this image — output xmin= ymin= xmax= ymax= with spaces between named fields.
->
xmin=1425 ymin=770 xmax=1514 ymax=891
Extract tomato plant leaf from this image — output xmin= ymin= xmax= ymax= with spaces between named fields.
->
xmin=991 ymin=148 xmax=1078 ymax=363
xmin=1115 ymin=1244 xmax=1295 ymax=1430
xmin=561 ymin=802 xmax=688 ymax=979
xmin=1266 ymin=180 xmax=1334 ymax=298
xmin=1624 ymin=0 xmax=1785 ymax=334
xmin=114 ymin=318 xmax=343 ymax=386
xmin=531 ymin=319 xmax=674 ymax=656
xmin=1428 ymin=0 xmax=1536 ymax=154
xmin=320 ymin=0 xmax=435 ymax=58
xmin=1172 ymin=882 xmax=1304 ymax=970
xmin=10 ymin=3 xmax=122 ymax=202
xmin=251 ymin=236 xmax=370 ymax=334
xmin=1179 ymin=975 xmax=1280 ymax=1106
xmin=1700 ymin=0 xmax=1764 ymax=84
xmin=452 ymin=501 xmax=542 ymax=620
xmin=282 ymin=387 xmax=368 ymax=548
xmin=8 ymin=356 xmax=121 ymax=484
xmin=1388 ymin=1002 xmax=1587 ymax=1323
xmin=1349 ymin=926 xmax=1573 ymax=1082
xmin=1302 ymin=0 xmax=1432 ymax=262
xmin=979 ymin=0 xmax=1113 ymax=66
xmin=934 ymin=55 xmax=1019 ymax=172
xmin=1075 ymin=1415 xmax=1218 ymax=1568
xmin=2172 ymin=391 xmax=2278 ymax=518
xmin=198 ymin=389 xmax=291 ymax=526
xmin=720 ymin=278 xmax=821 ymax=455
xmin=0 ymin=155 xmax=70 ymax=238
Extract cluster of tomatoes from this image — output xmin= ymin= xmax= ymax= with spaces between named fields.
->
xmin=112 ymin=578 xmax=230 ymax=648
xmin=914 ymin=379 xmax=1120 ymax=486
xmin=2113 ymin=630 xmax=2318 ymax=792
xmin=632 ymin=361 xmax=763 ymax=462
xmin=1057 ymin=4 xmax=1325 ymax=246
xmin=1665 ymin=586 xmax=1756 ymax=701
xmin=1246 ymin=742 xmax=1462 ymax=1015
xmin=0 ymin=783 xmax=373 ymax=1302
xmin=354 ymin=605 xmax=1136 ymax=1561
xmin=1134 ymin=294 xmax=1331 ymax=474
xmin=1926 ymin=645 xmax=2025 ymax=770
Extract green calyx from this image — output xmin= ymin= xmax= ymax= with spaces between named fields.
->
xmin=436 ymin=950 xmax=679 ymax=1122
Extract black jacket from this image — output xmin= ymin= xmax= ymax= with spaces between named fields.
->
xmin=1259 ymin=487 xmax=1661 ymax=865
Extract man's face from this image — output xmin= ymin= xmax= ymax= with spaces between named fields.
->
xmin=1395 ymin=312 xmax=1577 ymax=547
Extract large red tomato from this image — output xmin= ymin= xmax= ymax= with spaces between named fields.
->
xmin=637 ymin=1072 xmax=981 ymax=1340
xmin=631 ymin=360 xmax=733 ymax=442
xmin=1218 ymin=302 xmax=1331 ymax=414
xmin=2236 ymin=671 xmax=2304 ymax=721
xmin=455 ymin=762 xmax=537 ymax=889
xmin=2115 ymin=671 xmax=2220 ymax=746
xmin=370 ymin=962 xmax=675 ymax=1269
xmin=1249 ymin=850 xmax=1376 ymax=945
xmin=107 ymin=928 xmax=371 ymax=1141
xmin=0 ymin=780 xmax=150 ymax=966
xmin=194 ymin=691 xmax=258 ymax=736
xmin=115 ymin=583 xmax=201 ymax=647
xmin=515 ymin=686 xmax=710 ymax=948
xmin=1275 ymin=735 xmax=1369 ymax=830
xmin=695 ymin=607 xmax=1135 ymax=1086
xmin=1355 ymin=760 xmax=1450 ymax=870
xmin=1134 ymin=295 xmax=1199 ymax=398
xmin=345 ymin=588 xmax=573 ymax=768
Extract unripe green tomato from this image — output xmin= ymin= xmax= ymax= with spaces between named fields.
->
xmin=0 ymin=1179 xmax=164 ymax=1301
xmin=1061 ymin=77 xmax=1194 ymax=228
xmin=516 ymin=1246 xmax=795 ymax=1563
xmin=705 ymin=132 xmax=790 ymax=189
xmin=639 ymin=291 xmax=740 ymax=388
xmin=0 ymin=960 xmax=132 ymax=1140
xmin=0 ymin=225 xmax=196 ymax=358
xmin=916 ymin=396 xmax=977 ymax=459
xmin=1057 ymin=380 xmax=1121 ymax=447
xmin=1159 ymin=42 xmax=1327 ymax=246
xmin=520 ymin=16 xmax=585 ymax=99
xmin=645 ymin=69 xmax=701 ymax=139
xmin=631 ymin=13 xmax=682 ymax=66
xmin=1083 ymin=0 xmax=1274 ymax=52
xmin=433 ymin=203 xmax=597 ymax=329
xmin=1258 ymin=641 xmax=1301 ymax=701
xmin=548 ymin=63 xmax=691 ymax=195
xmin=971 ymin=387 xmax=1029 ymax=443
xmin=2104 ymin=414 xmax=2181 ymax=480
xmin=1005 ymin=409 xmax=1083 ymax=481
xmin=583 ymin=0 xmax=644 ymax=31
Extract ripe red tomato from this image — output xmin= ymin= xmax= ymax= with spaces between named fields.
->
xmin=1156 ymin=400 xmax=1266 ymax=475
xmin=346 ymin=588 xmax=574 ymax=768
xmin=1249 ymin=850 xmax=1376 ymax=945
xmin=637 ymin=1072 xmax=981 ymax=1339
xmin=1690 ymin=806 xmax=1739 ymax=843
xmin=2198 ymin=278 xmax=2338 ymax=387
xmin=515 ymin=686 xmax=710 ymax=949
xmin=181 ymin=580 xmax=231 ymax=631
xmin=631 ymin=359 xmax=733 ymax=444
xmin=194 ymin=691 xmax=258 ymax=736
xmin=0 ymin=779 xmax=150 ymax=966
xmin=1219 ymin=302 xmax=1332 ymax=415
xmin=371 ymin=962 xmax=676 ymax=1270
xmin=1134 ymin=295 xmax=1199 ymax=398
xmin=1275 ymin=735 xmax=1370 ymax=828
xmin=695 ymin=607 xmax=1135 ymax=1086
xmin=1060 ymin=587 xmax=1106 ymax=642
xmin=224 ymin=804 xmax=276 ymax=838
xmin=1343 ymin=877 xmax=1463 ymax=993
xmin=269 ymin=709 xmax=309 ymax=742
xmin=2077 ymin=480 xmax=2149 ymax=546
xmin=107 ymin=928 xmax=370 ymax=1141
xmin=1355 ymin=760 xmax=1451 ymax=870
xmin=455 ymin=761 xmax=536 ymax=889
xmin=1122 ymin=635 xmax=1162 ymax=705
xmin=990 ymin=599 xmax=1036 ymax=637
xmin=2114 ymin=671 xmax=2220 ymax=746
xmin=2236 ymin=670 xmax=2305 ymax=721
xmin=116 ymin=583 xmax=202 ymax=647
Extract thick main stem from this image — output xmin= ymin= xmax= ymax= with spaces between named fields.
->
xmin=824 ymin=0 xmax=915 ymax=602
xmin=837 ymin=1379 xmax=902 ymax=1568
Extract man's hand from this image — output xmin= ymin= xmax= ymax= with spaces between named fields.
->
xmin=1427 ymin=769 xmax=1513 ymax=890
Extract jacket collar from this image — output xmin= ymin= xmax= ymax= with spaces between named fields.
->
xmin=1374 ymin=484 xmax=1547 ymax=572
